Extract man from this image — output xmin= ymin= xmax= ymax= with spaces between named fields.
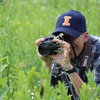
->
xmin=35 ymin=10 xmax=100 ymax=100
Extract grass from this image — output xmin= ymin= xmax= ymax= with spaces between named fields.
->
xmin=0 ymin=0 xmax=100 ymax=100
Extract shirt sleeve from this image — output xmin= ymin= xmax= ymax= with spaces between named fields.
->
xmin=92 ymin=43 xmax=100 ymax=85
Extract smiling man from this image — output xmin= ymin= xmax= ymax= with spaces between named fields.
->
xmin=35 ymin=10 xmax=100 ymax=100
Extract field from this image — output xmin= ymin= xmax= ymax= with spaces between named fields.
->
xmin=0 ymin=0 xmax=100 ymax=100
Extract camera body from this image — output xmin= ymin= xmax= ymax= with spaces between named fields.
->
xmin=38 ymin=33 xmax=65 ymax=56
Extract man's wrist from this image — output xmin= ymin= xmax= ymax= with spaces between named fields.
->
xmin=65 ymin=67 xmax=76 ymax=74
xmin=64 ymin=64 xmax=73 ymax=71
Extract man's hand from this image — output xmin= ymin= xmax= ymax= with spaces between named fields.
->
xmin=35 ymin=38 xmax=52 ymax=68
xmin=50 ymin=39 xmax=73 ymax=71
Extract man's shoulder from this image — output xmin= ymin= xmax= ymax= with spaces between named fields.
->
xmin=90 ymin=35 xmax=100 ymax=61
xmin=91 ymin=35 xmax=100 ymax=50
xmin=90 ymin=35 xmax=100 ymax=85
xmin=90 ymin=35 xmax=100 ymax=40
xmin=90 ymin=35 xmax=100 ymax=43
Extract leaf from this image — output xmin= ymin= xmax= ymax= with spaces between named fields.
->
xmin=0 ymin=77 xmax=7 ymax=85
xmin=0 ymin=88 xmax=9 ymax=100
xmin=0 ymin=64 xmax=8 ymax=72
xmin=0 ymin=56 xmax=9 ymax=63
xmin=0 ymin=56 xmax=9 ymax=72
xmin=28 ymin=67 xmax=41 ymax=83
xmin=33 ymin=72 xmax=41 ymax=78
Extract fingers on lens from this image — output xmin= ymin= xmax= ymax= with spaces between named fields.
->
xmin=35 ymin=38 xmax=44 ymax=46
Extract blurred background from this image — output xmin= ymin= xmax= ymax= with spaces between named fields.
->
xmin=0 ymin=0 xmax=100 ymax=99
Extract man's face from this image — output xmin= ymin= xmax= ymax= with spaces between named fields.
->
xmin=69 ymin=32 xmax=89 ymax=59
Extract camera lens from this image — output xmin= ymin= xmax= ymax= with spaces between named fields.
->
xmin=38 ymin=41 xmax=54 ymax=56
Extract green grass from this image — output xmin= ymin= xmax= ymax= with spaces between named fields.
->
xmin=0 ymin=0 xmax=100 ymax=100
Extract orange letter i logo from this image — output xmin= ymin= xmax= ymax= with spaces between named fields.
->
xmin=62 ymin=16 xmax=72 ymax=26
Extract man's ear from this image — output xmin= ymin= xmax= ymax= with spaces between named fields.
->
xmin=83 ymin=32 xmax=89 ymax=42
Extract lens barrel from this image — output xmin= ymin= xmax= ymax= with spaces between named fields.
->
xmin=38 ymin=41 xmax=60 ymax=56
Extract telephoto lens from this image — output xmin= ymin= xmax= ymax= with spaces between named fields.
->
xmin=38 ymin=40 xmax=60 ymax=56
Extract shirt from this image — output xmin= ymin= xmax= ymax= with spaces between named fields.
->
xmin=91 ymin=35 xmax=100 ymax=84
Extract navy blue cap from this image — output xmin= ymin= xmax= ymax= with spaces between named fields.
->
xmin=52 ymin=10 xmax=87 ymax=38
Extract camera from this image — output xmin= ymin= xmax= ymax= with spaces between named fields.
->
xmin=38 ymin=33 xmax=71 ymax=56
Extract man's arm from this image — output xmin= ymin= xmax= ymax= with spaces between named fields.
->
xmin=68 ymin=72 xmax=84 ymax=95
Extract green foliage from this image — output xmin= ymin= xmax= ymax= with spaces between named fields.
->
xmin=0 ymin=0 xmax=100 ymax=100
xmin=0 ymin=88 xmax=9 ymax=100
xmin=80 ymin=83 xmax=100 ymax=100
xmin=79 ymin=71 xmax=100 ymax=100
xmin=34 ymin=66 xmax=71 ymax=100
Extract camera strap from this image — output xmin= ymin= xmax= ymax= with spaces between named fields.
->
xmin=80 ymin=37 xmax=92 ymax=68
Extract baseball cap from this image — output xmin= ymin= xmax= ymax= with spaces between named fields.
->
xmin=52 ymin=10 xmax=87 ymax=38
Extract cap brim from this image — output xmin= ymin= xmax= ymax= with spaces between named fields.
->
xmin=52 ymin=27 xmax=82 ymax=38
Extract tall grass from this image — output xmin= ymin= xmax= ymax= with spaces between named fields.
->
xmin=0 ymin=0 xmax=100 ymax=100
